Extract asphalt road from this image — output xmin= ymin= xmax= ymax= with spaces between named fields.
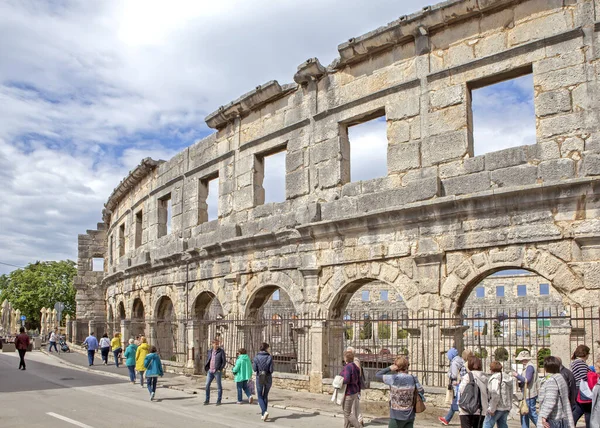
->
xmin=0 ymin=351 xmax=345 ymax=428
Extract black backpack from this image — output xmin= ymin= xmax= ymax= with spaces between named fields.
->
xmin=459 ymin=372 xmax=482 ymax=414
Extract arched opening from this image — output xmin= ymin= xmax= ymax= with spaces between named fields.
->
xmin=118 ymin=302 xmax=126 ymax=321
xmin=327 ymin=278 xmax=408 ymax=381
xmin=245 ymin=286 xmax=303 ymax=374
xmin=459 ymin=268 xmax=563 ymax=372
xmin=154 ymin=296 xmax=177 ymax=362
xmin=131 ymin=298 xmax=145 ymax=339
xmin=191 ymin=292 xmax=224 ymax=374
xmin=107 ymin=305 xmax=115 ymax=337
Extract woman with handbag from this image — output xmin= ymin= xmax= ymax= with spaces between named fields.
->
xmin=513 ymin=350 xmax=539 ymax=428
xmin=232 ymin=348 xmax=254 ymax=404
xmin=571 ymin=345 xmax=592 ymax=427
xmin=376 ymin=355 xmax=425 ymax=428
xmin=539 ymin=356 xmax=575 ymax=428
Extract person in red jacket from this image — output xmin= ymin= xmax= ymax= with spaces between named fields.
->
xmin=15 ymin=327 xmax=31 ymax=370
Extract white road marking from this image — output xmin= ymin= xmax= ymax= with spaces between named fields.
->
xmin=46 ymin=412 xmax=95 ymax=428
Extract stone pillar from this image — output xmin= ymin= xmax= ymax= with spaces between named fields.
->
xmin=88 ymin=319 xmax=96 ymax=337
xmin=50 ymin=309 xmax=57 ymax=330
xmin=549 ymin=318 xmax=572 ymax=365
xmin=309 ymin=320 xmax=327 ymax=393
xmin=121 ymin=319 xmax=131 ymax=342
xmin=148 ymin=321 xmax=156 ymax=347
xmin=40 ymin=308 xmax=46 ymax=337
xmin=15 ymin=309 xmax=21 ymax=333
xmin=65 ymin=314 xmax=72 ymax=342
xmin=186 ymin=320 xmax=198 ymax=372
xmin=73 ymin=319 xmax=78 ymax=344
xmin=177 ymin=320 xmax=186 ymax=364
xmin=294 ymin=326 xmax=309 ymax=375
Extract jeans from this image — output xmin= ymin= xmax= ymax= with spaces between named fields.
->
xmin=18 ymin=349 xmax=27 ymax=369
xmin=482 ymin=410 xmax=509 ymax=428
xmin=520 ymin=397 xmax=538 ymax=428
xmin=444 ymin=385 xmax=460 ymax=422
xmin=100 ymin=347 xmax=110 ymax=364
xmin=147 ymin=376 xmax=158 ymax=394
xmin=87 ymin=350 xmax=95 ymax=365
xmin=572 ymin=401 xmax=591 ymax=427
xmin=257 ymin=380 xmax=272 ymax=416
xmin=205 ymin=370 xmax=222 ymax=402
xmin=48 ymin=341 xmax=58 ymax=352
xmin=138 ymin=370 xmax=145 ymax=386
xmin=236 ymin=380 xmax=252 ymax=402
xmin=127 ymin=365 xmax=136 ymax=382
xmin=343 ymin=393 xmax=361 ymax=428
xmin=113 ymin=348 xmax=122 ymax=367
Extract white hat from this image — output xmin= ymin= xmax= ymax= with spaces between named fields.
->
xmin=515 ymin=350 xmax=534 ymax=361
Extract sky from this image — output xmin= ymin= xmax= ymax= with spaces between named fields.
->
xmin=0 ymin=0 xmax=535 ymax=275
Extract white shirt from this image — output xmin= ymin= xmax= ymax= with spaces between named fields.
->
xmin=50 ymin=332 xmax=58 ymax=342
xmin=99 ymin=337 xmax=111 ymax=348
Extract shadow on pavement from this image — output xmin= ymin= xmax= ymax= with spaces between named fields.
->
xmin=0 ymin=353 xmax=124 ymax=393
xmin=268 ymin=412 xmax=319 ymax=423
xmin=154 ymin=396 xmax=197 ymax=402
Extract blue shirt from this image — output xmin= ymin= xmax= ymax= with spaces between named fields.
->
xmin=84 ymin=335 xmax=99 ymax=351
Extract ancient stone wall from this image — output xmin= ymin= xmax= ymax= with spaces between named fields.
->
xmin=75 ymin=0 xmax=600 ymax=390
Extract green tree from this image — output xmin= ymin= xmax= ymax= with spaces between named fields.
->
xmin=493 ymin=321 xmax=503 ymax=337
xmin=378 ymin=323 xmax=391 ymax=340
xmin=359 ymin=316 xmax=373 ymax=340
xmin=0 ymin=260 xmax=77 ymax=330
xmin=482 ymin=323 xmax=488 ymax=336
xmin=494 ymin=347 xmax=509 ymax=362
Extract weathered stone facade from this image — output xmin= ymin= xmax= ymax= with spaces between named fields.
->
xmin=76 ymin=0 xmax=600 ymax=390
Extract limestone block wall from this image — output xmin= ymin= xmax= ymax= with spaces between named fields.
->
xmin=74 ymin=0 xmax=600 ymax=386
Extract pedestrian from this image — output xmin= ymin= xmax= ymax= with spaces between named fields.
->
xmin=48 ymin=327 xmax=59 ymax=353
xmin=512 ymin=350 xmax=538 ymax=428
xmin=339 ymin=350 xmax=362 ymax=428
xmin=124 ymin=338 xmax=138 ymax=384
xmin=483 ymin=361 xmax=513 ymax=428
xmin=136 ymin=336 xmax=150 ymax=388
xmin=591 ymin=353 xmax=600 ymax=427
xmin=134 ymin=335 xmax=141 ymax=346
xmin=571 ymin=344 xmax=592 ymax=427
xmin=458 ymin=356 xmax=488 ymax=428
xmin=83 ymin=332 xmax=99 ymax=366
xmin=346 ymin=347 xmax=365 ymax=427
xmin=232 ymin=348 xmax=254 ymax=404
xmin=143 ymin=345 xmax=164 ymax=401
xmin=15 ymin=326 xmax=30 ymax=371
xmin=253 ymin=342 xmax=274 ymax=422
xmin=111 ymin=332 xmax=122 ymax=368
xmin=376 ymin=355 xmax=425 ymax=428
xmin=439 ymin=347 xmax=467 ymax=426
xmin=539 ymin=356 xmax=575 ymax=428
xmin=204 ymin=339 xmax=226 ymax=405
xmin=99 ymin=333 xmax=111 ymax=365
xmin=557 ymin=357 xmax=577 ymax=409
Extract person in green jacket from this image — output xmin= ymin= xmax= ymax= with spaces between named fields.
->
xmin=144 ymin=346 xmax=164 ymax=401
xmin=232 ymin=348 xmax=254 ymax=404
xmin=124 ymin=338 xmax=138 ymax=384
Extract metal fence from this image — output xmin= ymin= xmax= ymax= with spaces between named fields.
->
xmin=327 ymin=305 xmax=600 ymax=388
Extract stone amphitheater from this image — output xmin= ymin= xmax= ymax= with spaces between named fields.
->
xmin=75 ymin=0 xmax=600 ymax=392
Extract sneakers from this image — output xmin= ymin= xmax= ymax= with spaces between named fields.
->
xmin=216 ymin=401 xmax=222 ymax=406
xmin=203 ymin=401 xmax=209 ymax=405
xmin=263 ymin=412 xmax=269 ymax=422
xmin=150 ymin=392 xmax=155 ymax=401
xmin=438 ymin=417 xmax=449 ymax=426
xmin=248 ymin=396 xmax=253 ymax=404
xmin=236 ymin=401 xmax=243 ymax=405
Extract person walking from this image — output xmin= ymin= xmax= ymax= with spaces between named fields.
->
xmin=99 ymin=333 xmax=111 ymax=365
xmin=346 ymin=347 xmax=365 ymax=427
xmin=136 ymin=336 xmax=149 ymax=388
xmin=124 ymin=338 xmax=138 ymax=384
xmin=143 ymin=346 xmax=164 ymax=401
xmin=340 ymin=350 xmax=362 ymax=428
xmin=15 ymin=327 xmax=30 ymax=370
xmin=458 ymin=356 xmax=488 ymax=428
xmin=204 ymin=339 xmax=226 ymax=405
xmin=48 ymin=327 xmax=59 ymax=353
xmin=512 ymin=350 xmax=538 ymax=428
xmin=571 ymin=344 xmax=592 ymax=427
xmin=439 ymin=347 xmax=467 ymax=426
xmin=111 ymin=332 xmax=122 ymax=368
xmin=591 ymin=353 xmax=600 ymax=427
xmin=232 ymin=348 xmax=254 ymax=404
xmin=83 ymin=332 xmax=99 ymax=366
xmin=253 ymin=342 xmax=274 ymax=421
xmin=483 ymin=361 xmax=513 ymax=428
xmin=376 ymin=355 xmax=425 ymax=428
xmin=557 ymin=357 xmax=577 ymax=409
xmin=538 ymin=356 xmax=575 ymax=428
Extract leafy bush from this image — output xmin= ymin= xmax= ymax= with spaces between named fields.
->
xmin=494 ymin=347 xmax=509 ymax=362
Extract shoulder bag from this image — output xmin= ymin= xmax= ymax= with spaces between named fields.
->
xmin=412 ymin=375 xmax=426 ymax=413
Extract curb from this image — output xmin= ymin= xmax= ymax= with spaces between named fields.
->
xmin=40 ymin=349 xmax=130 ymax=382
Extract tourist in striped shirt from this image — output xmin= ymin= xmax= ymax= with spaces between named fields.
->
xmin=539 ymin=356 xmax=575 ymax=428
xmin=571 ymin=344 xmax=592 ymax=427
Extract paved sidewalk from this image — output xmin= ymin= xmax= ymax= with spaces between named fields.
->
xmin=44 ymin=348 xmax=524 ymax=427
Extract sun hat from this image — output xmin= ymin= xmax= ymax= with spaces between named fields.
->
xmin=515 ymin=350 xmax=534 ymax=361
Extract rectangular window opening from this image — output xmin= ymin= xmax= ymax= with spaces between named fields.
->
xmin=540 ymin=283 xmax=550 ymax=295
xmin=92 ymin=258 xmax=104 ymax=272
xmin=158 ymin=194 xmax=172 ymax=238
xmin=135 ymin=210 xmax=143 ymax=249
xmin=517 ymin=284 xmax=527 ymax=297
xmin=342 ymin=111 xmax=388 ymax=183
xmin=475 ymin=287 xmax=485 ymax=298
xmin=470 ymin=68 xmax=535 ymax=157
xmin=118 ymin=223 xmax=125 ymax=257
xmin=380 ymin=290 xmax=389 ymax=301
xmin=255 ymin=147 xmax=286 ymax=206
xmin=199 ymin=174 xmax=219 ymax=224
xmin=496 ymin=286 xmax=505 ymax=297
xmin=361 ymin=290 xmax=370 ymax=302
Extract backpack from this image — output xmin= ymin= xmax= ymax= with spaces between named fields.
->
xmin=459 ymin=372 xmax=482 ymax=414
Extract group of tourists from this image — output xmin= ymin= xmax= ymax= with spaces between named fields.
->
xmin=437 ymin=345 xmax=600 ymax=428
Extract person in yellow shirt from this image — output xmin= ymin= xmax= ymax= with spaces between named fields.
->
xmin=111 ymin=333 xmax=122 ymax=368
xmin=136 ymin=337 xmax=150 ymax=387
